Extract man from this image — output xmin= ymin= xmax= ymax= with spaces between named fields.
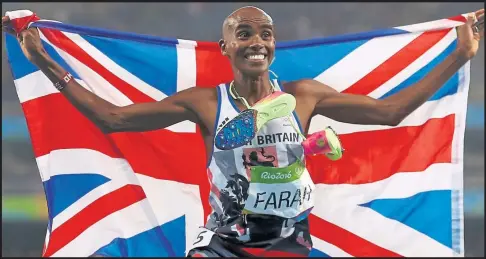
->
xmin=2 ymin=6 xmax=484 ymax=257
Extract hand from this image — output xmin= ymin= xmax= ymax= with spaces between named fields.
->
xmin=455 ymin=9 xmax=484 ymax=60
xmin=2 ymin=15 xmax=47 ymax=64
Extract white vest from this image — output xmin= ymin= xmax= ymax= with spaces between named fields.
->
xmin=205 ymin=82 xmax=315 ymax=229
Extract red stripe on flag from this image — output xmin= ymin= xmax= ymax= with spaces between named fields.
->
xmin=342 ymin=29 xmax=451 ymax=95
xmin=22 ymin=94 xmax=207 ymax=186
xmin=201 ymin=167 xmax=220 ymax=221
xmin=39 ymin=28 xmax=154 ymax=104
xmin=309 ymin=214 xmax=402 ymax=257
xmin=22 ymin=94 xmax=123 ymax=158
xmin=195 ymin=41 xmax=234 ymax=87
xmin=110 ymin=130 xmax=206 ymax=185
xmin=10 ymin=13 xmax=40 ymax=33
xmin=195 ymin=126 xmax=211 ymax=221
xmin=241 ymin=248 xmax=305 ymax=257
xmin=207 ymin=168 xmax=221 ymax=198
xmin=43 ymin=184 xmax=146 ymax=257
xmin=306 ymin=115 xmax=454 ymax=184
xmin=447 ymin=15 xmax=467 ymax=23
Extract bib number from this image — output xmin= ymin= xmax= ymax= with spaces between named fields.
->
xmin=187 ymin=227 xmax=216 ymax=254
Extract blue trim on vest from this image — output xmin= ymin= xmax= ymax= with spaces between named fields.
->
xmin=207 ymin=86 xmax=222 ymax=167
xmin=226 ymin=83 xmax=242 ymax=112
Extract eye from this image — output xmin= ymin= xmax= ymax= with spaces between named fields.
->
xmin=262 ymin=31 xmax=273 ymax=39
xmin=238 ymin=31 xmax=249 ymax=38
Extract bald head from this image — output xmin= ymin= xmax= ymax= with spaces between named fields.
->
xmin=218 ymin=6 xmax=276 ymax=76
xmin=222 ymin=6 xmax=273 ymax=38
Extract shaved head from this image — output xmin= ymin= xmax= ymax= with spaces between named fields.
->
xmin=222 ymin=6 xmax=273 ymax=39
xmin=218 ymin=6 xmax=276 ymax=77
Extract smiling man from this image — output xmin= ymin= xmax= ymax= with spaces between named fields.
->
xmin=2 ymin=5 xmax=484 ymax=257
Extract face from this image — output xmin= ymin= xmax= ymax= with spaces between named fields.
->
xmin=220 ymin=7 xmax=276 ymax=77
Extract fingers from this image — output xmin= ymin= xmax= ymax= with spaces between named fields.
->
xmin=475 ymin=21 xmax=484 ymax=39
xmin=475 ymin=9 xmax=485 ymax=17
xmin=2 ymin=26 xmax=16 ymax=35
xmin=466 ymin=12 xmax=477 ymax=25
xmin=1 ymin=16 xmax=16 ymax=35
xmin=472 ymin=9 xmax=484 ymax=25
xmin=472 ymin=13 xmax=484 ymax=35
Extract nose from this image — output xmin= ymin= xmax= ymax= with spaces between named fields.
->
xmin=249 ymin=42 xmax=264 ymax=51
xmin=249 ymin=35 xmax=265 ymax=50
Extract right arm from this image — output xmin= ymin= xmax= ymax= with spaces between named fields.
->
xmin=3 ymin=17 xmax=200 ymax=133
xmin=33 ymin=54 xmax=201 ymax=133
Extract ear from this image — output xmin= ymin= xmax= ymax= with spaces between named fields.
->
xmin=218 ymin=39 xmax=227 ymax=56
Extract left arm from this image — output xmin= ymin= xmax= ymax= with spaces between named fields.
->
xmin=313 ymin=50 xmax=467 ymax=126
xmin=298 ymin=11 xmax=483 ymax=126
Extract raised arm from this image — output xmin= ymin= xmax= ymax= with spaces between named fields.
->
xmin=293 ymin=11 xmax=483 ymax=126
xmin=3 ymin=16 xmax=202 ymax=133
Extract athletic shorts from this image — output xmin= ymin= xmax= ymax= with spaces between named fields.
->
xmin=187 ymin=217 xmax=313 ymax=257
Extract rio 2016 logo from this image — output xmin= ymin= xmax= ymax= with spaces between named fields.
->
xmin=261 ymin=171 xmax=292 ymax=180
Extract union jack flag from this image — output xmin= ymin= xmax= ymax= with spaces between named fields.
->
xmin=5 ymin=10 xmax=469 ymax=257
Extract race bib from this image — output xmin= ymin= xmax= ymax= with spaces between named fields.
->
xmin=186 ymin=227 xmax=216 ymax=255
xmin=243 ymin=160 xmax=315 ymax=219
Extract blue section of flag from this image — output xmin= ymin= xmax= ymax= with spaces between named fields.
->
xmin=276 ymin=28 xmax=408 ymax=49
xmin=309 ymin=248 xmax=330 ymax=257
xmin=5 ymin=34 xmax=80 ymax=80
xmin=271 ymin=39 xmax=368 ymax=81
xmin=32 ymin=20 xmax=404 ymax=50
xmin=159 ymin=215 xmax=186 ymax=256
xmin=32 ymin=21 xmax=180 ymax=46
xmin=82 ymin=35 xmax=178 ymax=96
xmin=94 ymin=215 xmax=185 ymax=257
xmin=379 ymin=40 xmax=458 ymax=101
xmin=360 ymin=190 xmax=452 ymax=248
xmin=5 ymin=34 xmax=37 ymax=79
xmin=43 ymin=174 xmax=110 ymax=218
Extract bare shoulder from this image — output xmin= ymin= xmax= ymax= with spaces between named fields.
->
xmin=189 ymin=86 xmax=219 ymax=110
xmin=170 ymin=86 xmax=219 ymax=132
xmin=165 ymin=86 xmax=218 ymax=112
xmin=280 ymin=79 xmax=339 ymax=130
xmin=177 ymin=85 xmax=218 ymax=109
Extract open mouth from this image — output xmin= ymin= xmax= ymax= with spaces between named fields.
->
xmin=244 ymin=54 xmax=267 ymax=61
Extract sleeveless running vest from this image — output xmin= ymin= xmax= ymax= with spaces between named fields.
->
xmin=201 ymin=82 xmax=316 ymax=254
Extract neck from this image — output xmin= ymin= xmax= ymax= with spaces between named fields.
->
xmin=233 ymin=71 xmax=273 ymax=106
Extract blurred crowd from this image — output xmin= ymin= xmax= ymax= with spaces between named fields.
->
xmin=1 ymin=2 xmax=484 ymax=257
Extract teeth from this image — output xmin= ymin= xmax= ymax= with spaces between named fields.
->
xmin=247 ymin=54 xmax=265 ymax=60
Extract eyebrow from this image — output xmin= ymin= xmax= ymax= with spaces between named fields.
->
xmin=235 ymin=24 xmax=252 ymax=31
xmin=260 ymin=24 xmax=273 ymax=30
xmin=235 ymin=23 xmax=274 ymax=31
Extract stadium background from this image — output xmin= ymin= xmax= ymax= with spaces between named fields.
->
xmin=1 ymin=2 xmax=483 ymax=257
